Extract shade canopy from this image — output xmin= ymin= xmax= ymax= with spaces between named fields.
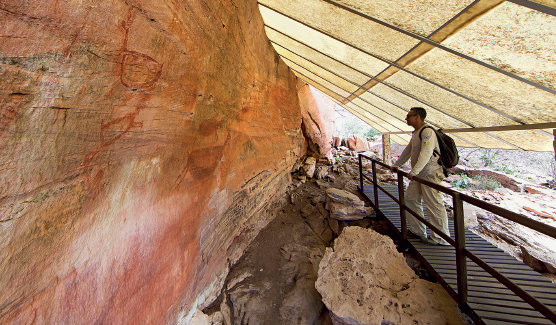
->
xmin=258 ymin=0 xmax=556 ymax=151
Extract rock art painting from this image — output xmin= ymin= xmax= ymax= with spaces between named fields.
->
xmin=0 ymin=0 xmax=303 ymax=324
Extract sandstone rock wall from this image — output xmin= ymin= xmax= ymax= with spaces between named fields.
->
xmin=297 ymin=81 xmax=336 ymax=163
xmin=0 ymin=0 xmax=303 ymax=323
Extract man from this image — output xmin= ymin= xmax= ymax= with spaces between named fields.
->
xmin=390 ymin=107 xmax=450 ymax=246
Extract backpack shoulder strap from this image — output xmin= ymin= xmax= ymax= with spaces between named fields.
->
xmin=418 ymin=125 xmax=440 ymax=158
xmin=418 ymin=125 xmax=434 ymax=141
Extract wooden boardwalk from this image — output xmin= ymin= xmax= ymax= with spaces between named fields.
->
xmin=361 ymin=184 xmax=556 ymax=325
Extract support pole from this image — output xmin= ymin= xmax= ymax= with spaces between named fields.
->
xmin=372 ymin=160 xmax=379 ymax=210
xmin=553 ymin=129 xmax=555 ymax=161
xmin=358 ymin=154 xmax=364 ymax=194
xmin=382 ymin=134 xmax=391 ymax=165
xmin=453 ymin=192 xmax=468 ymax=309
xmin=398 ymin=172 xmax=406 ymax=242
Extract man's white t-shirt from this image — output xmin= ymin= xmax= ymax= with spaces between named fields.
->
xmin=393 ymin=125 xmax=441 ymax=178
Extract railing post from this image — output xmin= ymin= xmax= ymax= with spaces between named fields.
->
xmin=372 ymin=160 xmax=379 ymax=210
xmin=358 ymin=154 xmax=363 ymax=193
xmin=453 ymin=192 xmax=468 ymax=309
xmin=398 ymin=171 xmax=407 ymax=242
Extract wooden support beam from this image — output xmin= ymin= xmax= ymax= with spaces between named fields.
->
xmin=383 ymin=134 xmax=391 ymax=165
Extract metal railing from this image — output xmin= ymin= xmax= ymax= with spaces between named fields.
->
xmin=358 ymin=154 xmax=556 ymax=324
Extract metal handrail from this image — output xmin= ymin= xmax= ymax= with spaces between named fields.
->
xmin=358 ymin=154 xmax=556 ymax=324
xmin=363 ymin=155 xmax=556 ymax=239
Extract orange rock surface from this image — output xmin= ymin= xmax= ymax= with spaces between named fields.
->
xmin=0 ymin=0 xmax=304 ymax=323
xmin=298 ymin=82 xmax=336 ymax=162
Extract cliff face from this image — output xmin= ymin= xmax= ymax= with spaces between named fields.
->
xmin=297 ymin=81 xmax=336 ymax=162
xmin=0 ymin=0 xmax=303 ymax=323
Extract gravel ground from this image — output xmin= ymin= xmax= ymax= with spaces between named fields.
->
xmin=458 ymin=148 xmax=555 ymax=182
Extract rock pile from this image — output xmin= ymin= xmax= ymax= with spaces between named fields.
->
xmin=325 ymin=188 xmax=373 ymax=220
xmin=316 ymin=227 xmax=467 ymax=325
xmin=302 ymin=156 xmax=318 ymax=178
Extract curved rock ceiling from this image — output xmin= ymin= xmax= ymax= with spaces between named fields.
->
xmin=258 ymin=0 xmax=556 ymax=151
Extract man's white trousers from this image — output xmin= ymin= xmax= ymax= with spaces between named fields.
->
xmin=405 ymin=168 xmax=450 ymax=245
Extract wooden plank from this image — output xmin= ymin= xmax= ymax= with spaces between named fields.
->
xmin=467 ymin=285 xmax=556 ymax=301
xmin=464 ymin=277 xmax=556 ymax=294
xmin=431 ymin=263 xmax=541 ymax=277
xmin=468 ymin=289 xmax=556 ymax=308
xmin=469 ymin=296 xmax=556 ymax=310
xmin=434 ymin=266 xmax=553 ymax=283
xmin=471 ymin=305 xmax=553 ymax=324
xmin=439 ymin=271 xmax=553 ymax=288
xmin=478 ymin=313 xmax=552 ymax=325
xmin=480 ymin=319 xmax=533 ymax=325
xmin=430 ymin=258 xmax=541 ymax=272
xmin=432 ymin=257 xmax=526 ymax=267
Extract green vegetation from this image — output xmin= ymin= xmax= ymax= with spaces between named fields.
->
xmin=479 ymin=149 xmax=497 ymax=167
xmin=493 ymin=163 xmax=517 ymax=175
xmin=336 ymin=113 xmax=379 ymax=138
xmin=335 ymin=156 xmax=344 ymax=165
xmin=450 ymin=173 xmax=499 ymax=191
xmin=473 ymin=176 xmax=500 ymax=191
xmin=363 ymin=128 xmax=380 ymax=138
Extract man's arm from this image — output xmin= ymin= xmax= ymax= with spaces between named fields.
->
xmin=391 ymin=138 xmax=412 ymax=171
xmin=409 ymin=128 xmax=435 ymax=176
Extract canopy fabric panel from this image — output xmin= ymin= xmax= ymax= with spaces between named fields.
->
xmin=258 ymin=0 xmax=556 ymax=151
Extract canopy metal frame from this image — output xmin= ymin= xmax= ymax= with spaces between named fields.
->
xmin=263 ymin=23 xmax=536 ymax=128
xmin=259 ymin=0 xmax=556 ymax=151
xmin=293 ymin=70 xmax=482 ymax=148
xmin=260 ymin=1 xmax=556 ymax=96
xmin=284 ymin=55 xmax=522 ymax=150
xmin=274 ymin=36 xmax=547 ymax=149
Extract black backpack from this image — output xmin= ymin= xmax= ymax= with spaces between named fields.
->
xmin=419 ymin=126 xmax=459 ymax=176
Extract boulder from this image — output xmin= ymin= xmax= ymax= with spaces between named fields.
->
xmin=342 ymin=163 xmax=355 ymax=175
xmin=317 ymin=180 xmax=331 ymax=189
xmin=315 ymin=227 xmax=467 ymax=325
xmin=325 ymin=188 xmax=372 ymax=220
xmin=301 ymin=203 xmax=329 ymax=237
xmin=298 ymin=82 xmax=336 ymax=162
xmin=327 ymin=204 xmax=370 ymax=221
xmin=302 ymin=156 xmax=318 ymax=178
xmin=347 ymin=138 xmax=357 ymax=151
xmin=279 ymin=276 xmax=325 ymax=325
xmin=353 ymin=135 xmax=368 ymax=152
xmin=325 ymin=188 xmax=364 ymax=207
xmin=520 ymin=246 xmax=556 ymax=274
xmin=188 ymin=309 xmax=211 ymax=325
xmin=316 ymin=166 xmax=330 ymax=180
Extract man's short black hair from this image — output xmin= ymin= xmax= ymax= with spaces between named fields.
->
xmin=410 ymin=107 xmax=427 ymax=120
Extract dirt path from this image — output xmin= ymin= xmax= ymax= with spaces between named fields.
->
xmin=199 ymin=161 xmax=395 ymax=324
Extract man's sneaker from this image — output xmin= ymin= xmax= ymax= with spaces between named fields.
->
xmin=407 ymin=230 xmax=424 ymax=239
xmin=420 ymin=236 xmax=449 ymax=246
